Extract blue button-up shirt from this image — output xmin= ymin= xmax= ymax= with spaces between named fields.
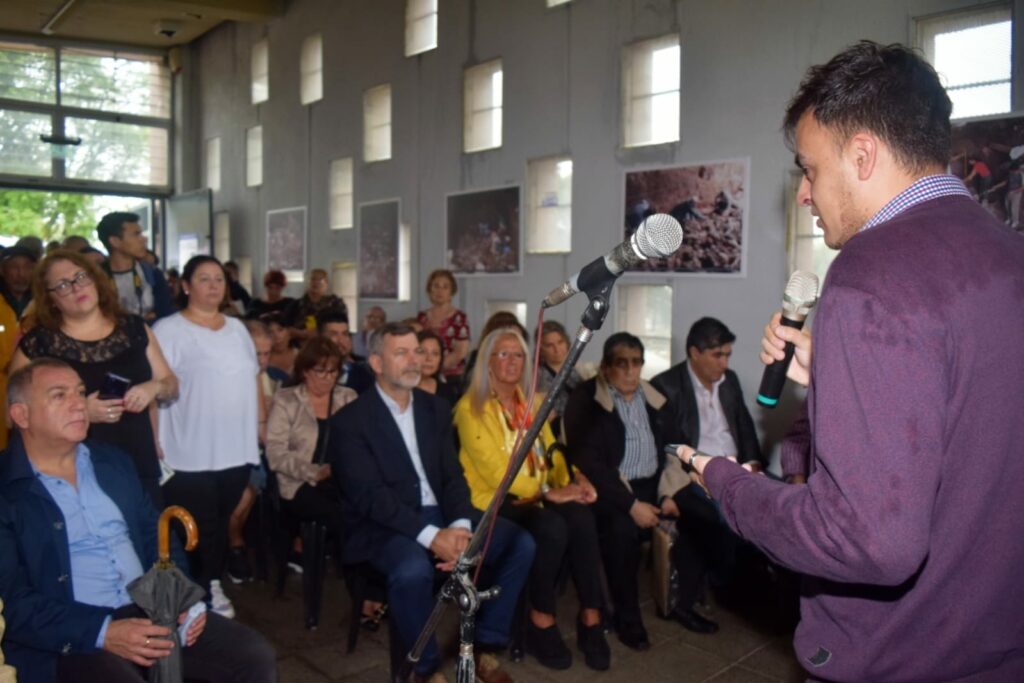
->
xmin=33 ymin=444 xmax=146 ymax=646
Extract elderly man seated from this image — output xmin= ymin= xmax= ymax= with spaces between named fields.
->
xmin=0 ymin=358 xmax=277 ymax=682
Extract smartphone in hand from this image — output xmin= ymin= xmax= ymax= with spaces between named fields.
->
xmin=98 ymin=372 xmax=132 ymax=400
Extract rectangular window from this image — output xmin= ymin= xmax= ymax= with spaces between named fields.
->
xmin=0 ymin=41 xmax=56 ymax=103
xmin=204 ymin=137 xmax=221 ymax=192
xmin=916 ymin=5 xmax=1012 ymax=120
xmin=398 ymin=223 xmax=412 ymax=301
xmin=0 ymin=41 xmax=171 ymax=192
xmin=615 ymin=284 xmax=673 ymax=380
xmin=251 ymin=39 xmax=269 ymax=104
xmin=0 ymin=109 xmax=53 ymax=176
xmin=213 ymin=211 xmax=231 ymax=262
xmin=332 ymin=261 xmax=359 ymax=329
xmin=786 ymin=172 xmax=838 ymax=289
xmin=464 ymin=59 xmax=503 ymax=153
xmin=300 ymin=34 xmax=323 ymax=105
xmin=622 ymin=34 xmax=680 ymax=147
xmin=527 ymin=156 xmax=572 ymax=253
xmin=329 ymin=157 xmax=354 ymax=229
xmin=65 ymin=118 xmax=169 ymax=186
xmin=61 ymin=48 xmax=170 ymax=118
xmin=406 ymin=0 xmax=438 ymax=57
xmin=364 ymin=84 xmax=392 ymax=162
xmin=547 ymin=0 xmax=572 ymax=6
xmin=246 ymin=125 xmax=263 ymax=187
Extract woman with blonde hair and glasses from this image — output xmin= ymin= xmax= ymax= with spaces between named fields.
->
xmin=12 ymin=250 xmax=178 ymax=505
xmin=453 ymin=327 xmax=610 ymax=672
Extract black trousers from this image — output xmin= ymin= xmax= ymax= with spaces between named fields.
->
xmin=671 ymin=484 xmax=740 ymax=611
xmin=281 ymin=480 xmax=345 ymax=556
xmin=162 ymin=465 xmax=251 ymax=593
xmin=499 ymin=500 xmax=603 ymax=614
xmin=592 ymin=475 xmax=658 ymax=626
xmin=56 ymin=610 xmax=276 ymax=682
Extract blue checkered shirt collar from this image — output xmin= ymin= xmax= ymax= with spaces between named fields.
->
xmin=861 ymin=174 xmax=972 ymax=232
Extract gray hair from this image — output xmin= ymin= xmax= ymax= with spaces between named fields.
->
xmin=367 ymin=321 xmax=418 ymax=357
xmin=7 ymin=358 xmax=77 ymax=410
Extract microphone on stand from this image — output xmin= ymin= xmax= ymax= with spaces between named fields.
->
xmin=542 ymin=213 xmax=683 ymax=308
xmin=756 ymin=270 xmax=820 ymax=407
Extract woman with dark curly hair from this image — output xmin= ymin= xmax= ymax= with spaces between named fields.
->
xmin=11 ymin=250 xmax=178 ymax=504
xmin=415 ymin=329 xmax=461 ymax=408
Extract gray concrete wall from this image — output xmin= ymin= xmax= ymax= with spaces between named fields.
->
xmin=180 ymin=0 xmax=1010 ymax=453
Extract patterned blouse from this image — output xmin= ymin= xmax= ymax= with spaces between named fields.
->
xmin=417 ymin=308 xmax=470 ymax=377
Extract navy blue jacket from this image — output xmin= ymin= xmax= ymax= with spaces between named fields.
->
xmin=0 ymin=438 xmax=185 ymax=682
xmin=330 ymin=387 xmax=479 ymax=563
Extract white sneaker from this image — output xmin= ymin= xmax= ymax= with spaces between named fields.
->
xmin=209 ymin=579 xmax=236 ymax=619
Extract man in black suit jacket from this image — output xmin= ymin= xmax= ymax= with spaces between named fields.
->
xmin=651 ymin=317 xmax=765 ymax=631
xmin=331 ymin=323 xmax=533 ymax=683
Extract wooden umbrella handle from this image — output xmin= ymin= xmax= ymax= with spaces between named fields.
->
xmin=158 ymin=506 xmax=199 ymax=564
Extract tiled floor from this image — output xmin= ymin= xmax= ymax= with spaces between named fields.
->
xmin=228 ymin=563 xmax=806 ymax=682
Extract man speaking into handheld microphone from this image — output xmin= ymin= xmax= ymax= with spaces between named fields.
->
xmin=675 ymin=41 xmax=1024 ymax=682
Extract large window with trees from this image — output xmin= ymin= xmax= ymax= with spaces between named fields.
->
xmin=0 ymin=38 xmax=172 ymax=194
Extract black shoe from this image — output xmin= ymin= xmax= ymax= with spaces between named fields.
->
xmin=526 ymin=621 xmax=572 ymax=670
xmin=615 ymin=618 xmax=650 ymax=651
xmin=576 ymin=617 xmax=610 ymax=671
xmin=674 ymin=607 xmax=719 ymax=634
xmin=226 ymin=546 xmax=252 ymax=584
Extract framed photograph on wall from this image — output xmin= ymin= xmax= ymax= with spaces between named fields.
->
xmin=446 ymin=185 xmax=521 ymax=275
xmin=950 ymin=112 xmax=1024 ymax=232
xmin=624 ymin=159 xmax=749 ymax=275
xmin=266 ymin=206 xmax=306 ymax=277
xmin=358 ymin=199 xmax=402 ymax=299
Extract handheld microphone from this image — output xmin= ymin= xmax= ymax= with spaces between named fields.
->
xmin=756 ymin=270 xmax=820 ymax=408
xmin=542 ymin=214 xmax=683 ymax=308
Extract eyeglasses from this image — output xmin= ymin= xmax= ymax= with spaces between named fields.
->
xmin=611 ymin=357 xmax=644 ymax=369
xmin=491 ymin=350 xmax=526 ymax=361
xmin=308 ymin=366 xmax=340 ymax=378
xmin=47 ymin=271 xmax=92 ymax=297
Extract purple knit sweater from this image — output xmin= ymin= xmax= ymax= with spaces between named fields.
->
xmin=706 ymin=195 xmax=1024 ymax=682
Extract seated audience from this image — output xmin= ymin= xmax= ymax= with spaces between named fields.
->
xmin=461 ymin=311 xmax=527 ymax=385
xmin=416 ymin=329 xmax=461 ymax=408
xmin=352 ymin=305 xmax=386 ymax=357
xmin=264 ymin=311 xmax=297 ymax=376
xmin=154 ymin=256 xmax=262 ymax=619
xmin=290 ymin=269 xmax=347 ymax=343
xmin=417 ymin=269 xmax=470 ymax=386
xmin=316 ymin=310 xmax=373 ymax=394
xmin=650 ymin=317 xmax=767 ymax=631
xmin=563 ymin=333 xmax=685 ymax=650
xmin=224 ymin=260 xmax=252 ymax=314
xmin=0 ymin=245 xmax=36 ymax=450
xmin=97 ymin=212 xmax=173 ymax=322
xmin=248 ymin=269 xmax=294 ymax=320
xmin=266 ymin=337 xmax=356 ymax=566
xmin=535 ymin=320 xmax=582 ymax=437
xmin=454 ymin=328 xmax=609 ymax=671
xmin=332 ymin=322 xmax=534 ymax=683
xmin=0 ymin=358 xmax=276 ymax=682
xmin=12 ymin=250 xmax=178 ymax=505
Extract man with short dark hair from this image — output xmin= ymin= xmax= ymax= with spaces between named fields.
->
xmin=650 ymin=317 xmax=765 ymax=633
xmin=563 ymin=332 xmax=686 ymax=649
xmin=96 ymin=212 xmax=173 ymax=322
xmin=680 ymin=41 xmax=1024 ymax=681
xmin=0 ymin=359 xmax=277 ymax=682
xmin=316 ymin=310 xmax=373 ymax=394
xmin=332 ymin=322 xmax=533 ymax=683
xmin=224 ymin=260 xmax=252 ymax=313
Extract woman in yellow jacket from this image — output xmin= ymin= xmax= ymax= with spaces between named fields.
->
xmin=454 ymin=327 xmax=610 ymax=672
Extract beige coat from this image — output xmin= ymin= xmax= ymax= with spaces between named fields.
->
xmin=265 ymin=384 xmax=357 ymax=500
xmin=0 ymin=597 xmax=15 ymax=683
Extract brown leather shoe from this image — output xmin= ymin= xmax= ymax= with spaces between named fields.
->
xmin=474 ymin=652 xmax=514 ymax=683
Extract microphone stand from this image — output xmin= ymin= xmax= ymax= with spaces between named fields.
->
xmin=399 ymin=282 xmax=615 ymax=682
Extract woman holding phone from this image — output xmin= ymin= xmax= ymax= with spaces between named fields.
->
xmin=12 ymin=250 xmax=179 ymax=504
